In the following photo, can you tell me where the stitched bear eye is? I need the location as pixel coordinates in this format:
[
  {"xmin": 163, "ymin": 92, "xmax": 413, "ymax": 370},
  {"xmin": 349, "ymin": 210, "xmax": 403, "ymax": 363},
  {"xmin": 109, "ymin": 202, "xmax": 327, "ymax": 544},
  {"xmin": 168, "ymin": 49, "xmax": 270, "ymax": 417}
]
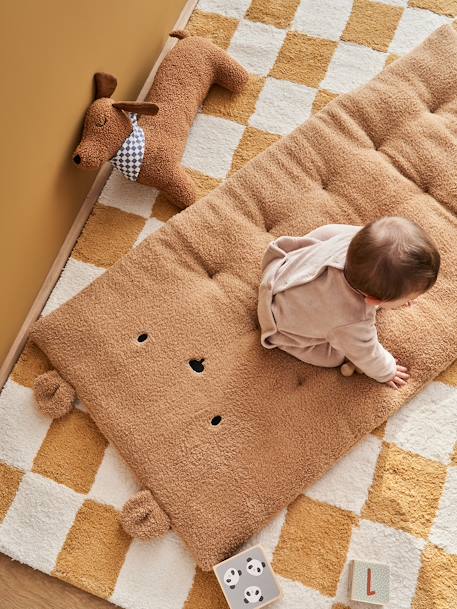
[
  {"xmin": 96, "ymin": 115, "xmax": 107, "ymax": 127},
  {"xmin": 189, "ymin": 359, "xmax": 205, "ymax": 373}
]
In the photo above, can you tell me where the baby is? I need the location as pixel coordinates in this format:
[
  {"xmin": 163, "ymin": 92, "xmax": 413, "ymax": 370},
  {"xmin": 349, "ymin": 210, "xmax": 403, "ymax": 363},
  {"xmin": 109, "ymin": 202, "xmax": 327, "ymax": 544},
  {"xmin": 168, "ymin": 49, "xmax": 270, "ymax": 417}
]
[{"xmin": 257, "ymin": 217, "xmax": 440, "ymax": 389}]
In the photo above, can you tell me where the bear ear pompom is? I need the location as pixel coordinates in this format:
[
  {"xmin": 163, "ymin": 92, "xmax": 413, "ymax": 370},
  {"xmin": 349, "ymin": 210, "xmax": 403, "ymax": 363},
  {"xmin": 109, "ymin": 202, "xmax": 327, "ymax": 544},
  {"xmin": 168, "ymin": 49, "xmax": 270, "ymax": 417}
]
[
  {"xmin": 121, "ymin": 489, "xmax": 171, "ymax": 539},
  {"xmin": 33, "ymin": 370, "xmax": 76, "ymax": 419}
]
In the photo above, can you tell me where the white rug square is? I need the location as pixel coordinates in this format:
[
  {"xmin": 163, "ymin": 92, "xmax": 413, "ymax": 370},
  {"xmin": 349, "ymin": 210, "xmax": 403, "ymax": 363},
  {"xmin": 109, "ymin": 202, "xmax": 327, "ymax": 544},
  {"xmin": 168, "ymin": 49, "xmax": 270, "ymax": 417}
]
[
  {"xmin": 42, "ymin": 257, "xmax": 105, "ymax": 316},
  {"xmin": 384, "ymin": 381, "xmax": 457, "ymax": 465},
  {"xmin": 0, "ymin": 472, "xmax": 84, "ymax": 573},
  {"xmin": 182, "ymin": 113, "xmax": 245, "ymax": 179},
  {"xmin": 228, "ymin": 19, "xmax": 287, "ymax": 76},
  {"xmin": 88, "ymin": 443, "xmax": 141, "ymax": 511},
  {"xmin": 389, "ymin": 7, "xmax": 452, "ymax": 55},
  {"xmin": 196, "ymin": 0, "xmax": 251, "ymax": 20},
  {"xmin": 249, "ymin": 77, "xmax": 316, "ymax": 135},
  {"xmin": 335, "ymin": 520, "xmax": 425, "ymax": 609},
  {"xmin": 276, "ymin": 576, "xmax": 333, "ymax": 609},
  {"xmin": 321, "ymin": 41, "xmax": 387, "ymax": 94},
  {"xmin": 305, "ymin": 435, "xmax": 382, "ymax": 515},
  {"xmin": 293, "ymin": 0, "xmax": 354, "ymax": 41},
  {"xmin": 429, "ymin": 467, "xmax": 457, "ymax": 555},
  {"xmin": 0, "ymin": 381, "xmax": 51, "ymax": 471},
  {"xmin": 111, "ymin": 534, "xmax": 195, "ymax": 609},
  {"xmin": 99, "ymin": 168, "xmax": 159, "ymax": 218}
]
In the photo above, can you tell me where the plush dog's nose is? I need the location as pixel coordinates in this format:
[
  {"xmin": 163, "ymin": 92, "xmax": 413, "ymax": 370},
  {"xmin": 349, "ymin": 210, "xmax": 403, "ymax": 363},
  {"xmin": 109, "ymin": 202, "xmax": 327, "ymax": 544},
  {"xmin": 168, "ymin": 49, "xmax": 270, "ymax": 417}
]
[{"xmin": 73, "ymin": 154, "xmax": 81, "ymax": 165}]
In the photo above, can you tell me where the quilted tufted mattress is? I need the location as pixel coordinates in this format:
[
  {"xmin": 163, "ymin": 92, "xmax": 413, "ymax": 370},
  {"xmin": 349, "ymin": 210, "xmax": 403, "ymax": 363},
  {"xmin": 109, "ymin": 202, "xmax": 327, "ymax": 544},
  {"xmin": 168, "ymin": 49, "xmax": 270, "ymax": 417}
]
[{"xmin": 30, "ymin": 25, "xmax": 457, "ymax": 570}]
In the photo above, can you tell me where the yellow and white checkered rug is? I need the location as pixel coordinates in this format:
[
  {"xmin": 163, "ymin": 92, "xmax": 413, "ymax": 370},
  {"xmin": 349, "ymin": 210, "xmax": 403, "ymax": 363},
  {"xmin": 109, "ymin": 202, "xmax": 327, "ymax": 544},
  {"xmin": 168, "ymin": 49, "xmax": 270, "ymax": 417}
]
[{"xmin": 1, "ymin": 1, "xmax": 457, "ymax": 607}]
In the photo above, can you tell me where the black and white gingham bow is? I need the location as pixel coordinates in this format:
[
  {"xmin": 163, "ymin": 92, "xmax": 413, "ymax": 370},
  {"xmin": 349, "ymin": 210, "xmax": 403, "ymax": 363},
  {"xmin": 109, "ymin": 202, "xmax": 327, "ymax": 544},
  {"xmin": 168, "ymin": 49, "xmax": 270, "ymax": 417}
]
[{"xmin": 111, "ymin": 113, "xmax": 145, "ymax": 181}]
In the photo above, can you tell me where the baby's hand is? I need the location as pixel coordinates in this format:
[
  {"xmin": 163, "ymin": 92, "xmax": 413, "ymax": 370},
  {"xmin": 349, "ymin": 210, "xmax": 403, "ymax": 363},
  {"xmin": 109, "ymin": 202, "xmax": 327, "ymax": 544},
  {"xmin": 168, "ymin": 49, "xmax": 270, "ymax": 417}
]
[{"xmin": 386, "ymin": 364, "xmax": 409, "ymax": 390}]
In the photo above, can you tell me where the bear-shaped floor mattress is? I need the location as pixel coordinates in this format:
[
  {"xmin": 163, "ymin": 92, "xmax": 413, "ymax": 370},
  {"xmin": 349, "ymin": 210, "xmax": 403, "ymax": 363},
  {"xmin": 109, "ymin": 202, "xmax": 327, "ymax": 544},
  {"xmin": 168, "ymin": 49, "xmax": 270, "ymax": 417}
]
[{"xmin": 31, "ymin": 25, "xmax": 457, "ymax": 570}]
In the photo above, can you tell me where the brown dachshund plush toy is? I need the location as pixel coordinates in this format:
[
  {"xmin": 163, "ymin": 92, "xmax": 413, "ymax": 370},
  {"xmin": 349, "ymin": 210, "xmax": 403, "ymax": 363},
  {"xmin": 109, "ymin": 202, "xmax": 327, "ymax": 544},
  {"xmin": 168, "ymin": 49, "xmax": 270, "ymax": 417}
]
[{"xmin": 72, "ymin": 31, "xmax": 249, "ymax": 208}]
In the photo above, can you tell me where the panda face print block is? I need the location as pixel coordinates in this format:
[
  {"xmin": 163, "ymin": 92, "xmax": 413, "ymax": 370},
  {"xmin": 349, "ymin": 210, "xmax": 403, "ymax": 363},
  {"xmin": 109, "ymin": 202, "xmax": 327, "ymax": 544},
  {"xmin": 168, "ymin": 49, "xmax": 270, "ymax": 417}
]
[
  {"xmin": 224, "ymin": 567, "xmax": 242, "ymax": 589},
  {"xmin": 213, "ymin": 545, "xmax": 281, "ymax": 609}
]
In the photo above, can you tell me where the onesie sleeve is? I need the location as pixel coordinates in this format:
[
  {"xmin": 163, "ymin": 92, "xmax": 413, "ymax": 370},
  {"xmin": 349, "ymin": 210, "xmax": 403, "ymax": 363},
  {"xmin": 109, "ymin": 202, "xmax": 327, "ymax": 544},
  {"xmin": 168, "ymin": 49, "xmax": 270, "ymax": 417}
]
[{"xmin": 327, "ymin": 319, "xmax": 397, "ymax": 383}]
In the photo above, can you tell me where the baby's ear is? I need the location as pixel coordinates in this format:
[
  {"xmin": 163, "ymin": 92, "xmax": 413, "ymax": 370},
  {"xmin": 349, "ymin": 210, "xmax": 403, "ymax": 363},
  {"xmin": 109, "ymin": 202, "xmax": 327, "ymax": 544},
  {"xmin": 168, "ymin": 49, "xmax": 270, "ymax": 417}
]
[{"xmin": 364, "ymin": 295, "xmax": 382, "ymax": 306}]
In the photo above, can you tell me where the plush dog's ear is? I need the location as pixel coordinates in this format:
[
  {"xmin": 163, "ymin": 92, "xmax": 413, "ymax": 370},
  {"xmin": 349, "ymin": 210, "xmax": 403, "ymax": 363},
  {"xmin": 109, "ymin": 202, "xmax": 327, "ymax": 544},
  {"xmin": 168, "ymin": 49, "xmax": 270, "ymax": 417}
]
[
  {"xmin": 94, "ymin": 72, "xmax": 117, "ymax": 99},
  {"xmin": 112, "ymin": 101, "xmax": 159, "ymax": 116}
]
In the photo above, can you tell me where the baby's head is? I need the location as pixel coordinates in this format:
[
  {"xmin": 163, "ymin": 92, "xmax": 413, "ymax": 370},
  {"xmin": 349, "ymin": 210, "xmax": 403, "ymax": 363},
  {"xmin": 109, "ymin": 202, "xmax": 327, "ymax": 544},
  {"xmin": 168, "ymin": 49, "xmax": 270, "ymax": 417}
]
[{"xmin": 345, "ymin": 216, "xmax": 440, "ymax": 309}]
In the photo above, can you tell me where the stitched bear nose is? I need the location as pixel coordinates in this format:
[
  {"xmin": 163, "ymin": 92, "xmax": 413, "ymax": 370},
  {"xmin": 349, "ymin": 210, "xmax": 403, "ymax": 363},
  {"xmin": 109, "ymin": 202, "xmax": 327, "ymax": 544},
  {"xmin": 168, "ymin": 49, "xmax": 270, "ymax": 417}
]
[{"xmin": 73, "ymin": 154, "xmax": 81, "ymax": 165}]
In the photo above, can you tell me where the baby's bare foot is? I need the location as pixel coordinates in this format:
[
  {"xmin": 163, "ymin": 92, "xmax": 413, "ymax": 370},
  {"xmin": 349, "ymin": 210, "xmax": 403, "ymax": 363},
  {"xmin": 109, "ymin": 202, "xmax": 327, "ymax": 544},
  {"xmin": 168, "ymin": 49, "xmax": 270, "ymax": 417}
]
[
  {"xmin": 340, "ymin": 361, "xmax": 363, "ymax": 377},
  {"xmin": 340, "ymin": 362, "xmax": 355, "ymax": 376}
]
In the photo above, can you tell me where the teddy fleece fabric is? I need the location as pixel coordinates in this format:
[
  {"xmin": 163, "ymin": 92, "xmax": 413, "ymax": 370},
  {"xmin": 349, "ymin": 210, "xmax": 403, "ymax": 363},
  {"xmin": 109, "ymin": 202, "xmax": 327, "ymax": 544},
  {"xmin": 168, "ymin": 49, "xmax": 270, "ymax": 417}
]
[
  {"xmin": 257, "ymin": 224, "xmax": 397, "ymax": 382},
  {"xmin": 30, "ymin": 25, "xmax": 457, "ymax": 570},
  {"xmin": 72, "ymin": 32, "xmax": 248, "ymax": 208}
]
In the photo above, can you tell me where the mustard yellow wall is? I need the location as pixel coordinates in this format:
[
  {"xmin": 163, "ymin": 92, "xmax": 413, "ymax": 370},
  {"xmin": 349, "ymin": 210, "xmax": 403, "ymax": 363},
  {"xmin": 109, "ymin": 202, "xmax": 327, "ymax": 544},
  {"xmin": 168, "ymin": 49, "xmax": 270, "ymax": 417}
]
[{"xmin": 0, "ymin": 0, "xmax": 188, "ymax": 365}]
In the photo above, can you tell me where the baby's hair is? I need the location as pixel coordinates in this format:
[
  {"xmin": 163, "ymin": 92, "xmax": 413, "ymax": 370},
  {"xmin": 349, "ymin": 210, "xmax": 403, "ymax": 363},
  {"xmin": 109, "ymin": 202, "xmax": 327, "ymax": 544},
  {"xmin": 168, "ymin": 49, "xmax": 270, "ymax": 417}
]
[{"xmin": 345, "ymin": 216, "xmax": 440, "ymax": 301}]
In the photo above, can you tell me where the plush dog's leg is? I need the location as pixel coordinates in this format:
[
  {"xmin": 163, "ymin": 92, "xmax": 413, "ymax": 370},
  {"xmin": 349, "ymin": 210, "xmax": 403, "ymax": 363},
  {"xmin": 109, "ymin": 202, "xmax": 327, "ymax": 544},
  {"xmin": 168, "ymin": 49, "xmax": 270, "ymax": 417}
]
[
  {"xmin": 33, "ymin": 369, "xmax": 76, "ymax": 418},
  {"xmin": 214, "ymin": 48, "xmax": 249, "ymax": 94},
  {"xmin": 121, "ymin": 489, "xmax": 171, "ymax": 539},
  {"xmin": 162, "ymin": 165, "xmax": 197, "ymax": 209}
]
